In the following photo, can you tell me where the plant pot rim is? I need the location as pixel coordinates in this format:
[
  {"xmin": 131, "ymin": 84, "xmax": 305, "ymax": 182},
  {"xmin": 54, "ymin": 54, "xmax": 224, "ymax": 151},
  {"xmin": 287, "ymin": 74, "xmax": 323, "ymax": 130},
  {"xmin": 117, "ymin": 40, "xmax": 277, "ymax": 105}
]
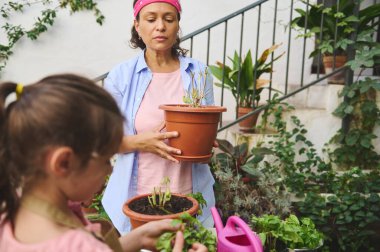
[
  {"xmin": 123, "ymin": 193, "xmax": 199, "ymax": 222},
  {"xmin": 159, "ymin": 104, "xmax": 227, "ymax": 113},
  {"xmin": 287, "ymin": 240, "xmax": 323, "ymax": 251},
  {"xmin": 322, "ymin": 54, "xmax": 347, "ymax": 59}
]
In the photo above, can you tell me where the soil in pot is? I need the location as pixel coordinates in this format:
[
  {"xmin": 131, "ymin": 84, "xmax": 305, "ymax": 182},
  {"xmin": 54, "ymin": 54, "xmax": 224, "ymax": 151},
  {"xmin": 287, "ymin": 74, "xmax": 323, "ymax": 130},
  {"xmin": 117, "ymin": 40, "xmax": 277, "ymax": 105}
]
[
  {"xmin": 129, "ymin": 195, "xmax": 193, "ymax": 215},
  {"xmin": 123, "ymin": 193, "xmax": 199, "ymax": 229}
]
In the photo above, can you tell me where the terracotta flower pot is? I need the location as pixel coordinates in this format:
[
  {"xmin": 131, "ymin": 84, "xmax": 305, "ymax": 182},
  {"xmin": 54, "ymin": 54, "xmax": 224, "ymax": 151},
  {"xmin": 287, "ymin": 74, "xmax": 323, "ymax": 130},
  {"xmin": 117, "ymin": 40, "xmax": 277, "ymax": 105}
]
[
  {"xmin": 123, "ymin": 193, "xmax": 199, "ymax": 229},
  {"xmin": 159, "ymin": 104, "xmax": 227, "ymax": 163},
  {"xmin": 237, "ymin": 106, "xmax": 260, "ymax": 130},
  {"xmin": 322, "ymin": 55, "xmax": 347, "ymax": 85}
]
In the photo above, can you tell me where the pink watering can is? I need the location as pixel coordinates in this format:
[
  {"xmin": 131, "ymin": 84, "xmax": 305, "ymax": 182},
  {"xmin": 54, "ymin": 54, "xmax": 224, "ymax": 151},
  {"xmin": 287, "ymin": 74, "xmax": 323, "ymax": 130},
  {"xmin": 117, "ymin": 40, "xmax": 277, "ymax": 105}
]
[{"xmin": 211, "ymin": 207, "xmax": 263, "ymax": 252}]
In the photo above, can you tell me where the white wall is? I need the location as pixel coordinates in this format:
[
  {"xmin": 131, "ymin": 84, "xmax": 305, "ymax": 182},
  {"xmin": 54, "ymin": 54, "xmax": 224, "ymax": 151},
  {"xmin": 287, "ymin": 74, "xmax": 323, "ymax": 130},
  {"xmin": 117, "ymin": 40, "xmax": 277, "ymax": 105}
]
[
  {"xmin": 0, "ymin": 0, "xmax": 374, "ymax": 122},
  {"xmin": 2, "ymin": 0, "xmax": 378, "ymax": 154},
  {"xmin": 1, "ymin": 0, "xmax": 257, "ymax": 83}
]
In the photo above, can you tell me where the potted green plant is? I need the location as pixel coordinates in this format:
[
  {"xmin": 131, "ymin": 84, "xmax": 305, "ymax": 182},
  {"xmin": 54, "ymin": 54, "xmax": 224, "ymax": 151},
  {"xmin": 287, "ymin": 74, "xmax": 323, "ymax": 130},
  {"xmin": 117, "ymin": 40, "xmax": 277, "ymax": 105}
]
[
  {"xmin": 159, "ymin": 68, "xmax": 226, "ymax": 163},
  {"xmin": 291, "ymin": 0, "xmax": 380, "ymax": 84},
  {"xmin": 123, "ymin": 177, "xmax": 199, "ymax": 229},
  {"xmin": 211, "ymin": 138, "xmax": 291, "ymax": 223},
  {"xmin": 81, "ymin": 176, "xmax": 110, "ymax": 217},
  {"xmin": 209, "ymin": 44, "xmax": 284, "ymax": 130},
  {"xmin": 251, "ymin": 214, "xmax": 324, "ymax": 252}
]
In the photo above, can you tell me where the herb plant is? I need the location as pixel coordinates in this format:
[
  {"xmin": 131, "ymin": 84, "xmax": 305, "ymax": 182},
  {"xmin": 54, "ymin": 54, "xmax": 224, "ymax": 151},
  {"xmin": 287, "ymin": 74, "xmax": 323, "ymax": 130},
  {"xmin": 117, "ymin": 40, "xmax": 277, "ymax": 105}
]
[
  {"xmin": 87, "ymin": 189, "xmax": 110, "ymax": 221},
  {"xmin": 186, "ymin": 192, "xmax": 207, "ymax": 215},
  {"xmin": 156, "ymin": 212, "xmax": 217, "ymax": 252},
  {"xmin": 251, "ymin": 214, "xmax": 323, "ymax": 251}
]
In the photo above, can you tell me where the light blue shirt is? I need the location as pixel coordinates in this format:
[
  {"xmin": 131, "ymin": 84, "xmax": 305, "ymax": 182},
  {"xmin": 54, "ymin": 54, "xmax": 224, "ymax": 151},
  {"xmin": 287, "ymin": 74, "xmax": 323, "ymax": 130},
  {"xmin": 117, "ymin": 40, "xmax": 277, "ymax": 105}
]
[{"xmin": 102, "ymin": 51, "xmax": 216, "ymax": 234}]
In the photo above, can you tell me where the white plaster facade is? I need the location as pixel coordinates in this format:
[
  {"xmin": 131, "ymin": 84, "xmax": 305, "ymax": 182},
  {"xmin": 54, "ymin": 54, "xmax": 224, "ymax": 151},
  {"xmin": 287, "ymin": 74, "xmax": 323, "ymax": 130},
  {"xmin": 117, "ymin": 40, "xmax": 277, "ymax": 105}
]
[{"xmin": 1, "ymin": 0, "xmax": 378, "ymax": 154}]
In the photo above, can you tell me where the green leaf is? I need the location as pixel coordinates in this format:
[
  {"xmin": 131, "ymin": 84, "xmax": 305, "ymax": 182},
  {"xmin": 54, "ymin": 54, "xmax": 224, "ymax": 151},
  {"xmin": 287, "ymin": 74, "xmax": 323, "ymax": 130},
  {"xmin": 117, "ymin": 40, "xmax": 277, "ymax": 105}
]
[
  {"xmin": 360, "ymin": 137, "xmax": 372, "ymax": 148},
  {"xmin": 344, "ymin": 105, "xmax": 354, "ymax": 114},
  {"xmin": 216, "ymin": 139, "xmax": 235, "ymax": 155}
]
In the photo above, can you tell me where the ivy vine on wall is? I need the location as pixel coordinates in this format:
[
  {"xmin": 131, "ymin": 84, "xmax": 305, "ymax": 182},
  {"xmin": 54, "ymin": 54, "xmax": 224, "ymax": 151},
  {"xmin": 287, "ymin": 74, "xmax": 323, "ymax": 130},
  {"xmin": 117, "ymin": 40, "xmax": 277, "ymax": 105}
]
[{"xmin": 0, "ymin": 0, "xmax": 105, "ymax": 75}]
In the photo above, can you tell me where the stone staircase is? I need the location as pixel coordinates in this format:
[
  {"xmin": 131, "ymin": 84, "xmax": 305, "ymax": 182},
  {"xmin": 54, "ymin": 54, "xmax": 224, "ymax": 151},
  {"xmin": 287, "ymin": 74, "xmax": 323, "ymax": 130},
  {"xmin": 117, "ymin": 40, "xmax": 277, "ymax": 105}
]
[{"xmin": 217, "ymin": 82, "xmax": 380, "ymax": 157}]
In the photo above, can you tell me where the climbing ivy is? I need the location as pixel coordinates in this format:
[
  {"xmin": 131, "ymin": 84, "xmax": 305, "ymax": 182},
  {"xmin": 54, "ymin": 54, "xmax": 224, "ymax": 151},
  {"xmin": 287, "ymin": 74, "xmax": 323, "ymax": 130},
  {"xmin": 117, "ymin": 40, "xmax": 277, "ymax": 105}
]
[
  {"xmin": 0, "ymin": 0, "xmax": 105, "ymax": 74},
  {"xmin": 329, "ymin": 28, "xmax": 380, "ymax": 170}
]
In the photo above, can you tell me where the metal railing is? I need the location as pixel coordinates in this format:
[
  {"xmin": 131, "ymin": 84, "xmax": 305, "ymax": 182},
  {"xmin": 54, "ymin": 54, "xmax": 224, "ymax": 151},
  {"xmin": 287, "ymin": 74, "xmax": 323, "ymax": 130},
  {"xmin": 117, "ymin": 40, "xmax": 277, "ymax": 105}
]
[{"xmin": 94, "ymin": 0, "xmax": 378, "ymax": 132}]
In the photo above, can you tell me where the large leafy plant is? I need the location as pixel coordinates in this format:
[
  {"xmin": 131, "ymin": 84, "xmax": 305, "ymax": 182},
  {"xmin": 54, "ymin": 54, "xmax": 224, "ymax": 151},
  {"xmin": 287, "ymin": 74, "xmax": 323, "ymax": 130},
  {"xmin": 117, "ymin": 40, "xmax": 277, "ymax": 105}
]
[
  {"xmin": 251, "ymin": 214, "xmax": 323, "ymax": 251},
  {"xmin": 211, "ymin": 138, "xmax": 291, "ymax": 222},
  {"xmin": 291, "ymin": 0, "xmax": 380, "ymax": 57},
  {"xmin": 209, "ymin": 44, "xmax": 284, "ymax": 108},
  {"xmin": 256, "ymin": 96, "xmax": 380, "ymax": 251}
]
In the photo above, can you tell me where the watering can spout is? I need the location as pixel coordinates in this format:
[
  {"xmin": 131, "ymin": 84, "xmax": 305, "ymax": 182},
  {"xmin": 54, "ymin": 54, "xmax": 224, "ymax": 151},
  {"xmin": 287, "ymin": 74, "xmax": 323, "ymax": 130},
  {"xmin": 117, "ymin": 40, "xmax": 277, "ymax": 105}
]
[{"xmin": 210, "ymin": 207, "xmax": 223, "ymax": 234}]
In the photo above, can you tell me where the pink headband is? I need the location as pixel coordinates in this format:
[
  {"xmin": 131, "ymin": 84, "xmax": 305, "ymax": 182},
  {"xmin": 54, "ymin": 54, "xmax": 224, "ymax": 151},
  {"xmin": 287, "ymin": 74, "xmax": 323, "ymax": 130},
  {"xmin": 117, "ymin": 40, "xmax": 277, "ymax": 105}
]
[{"xmin": 133, "ymin": 0, "xmax": 182, "ymax": 18}]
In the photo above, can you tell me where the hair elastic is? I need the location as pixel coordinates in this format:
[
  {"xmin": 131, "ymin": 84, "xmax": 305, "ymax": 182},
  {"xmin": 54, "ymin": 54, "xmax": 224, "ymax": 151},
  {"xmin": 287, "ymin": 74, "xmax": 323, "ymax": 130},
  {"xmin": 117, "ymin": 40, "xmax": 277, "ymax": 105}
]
[
  {"xmin": 16, "ymin": 83, "xmax": 23, "ymax": 100},
  {"xmin": 133, "ymin": 0, "xmax": 181, "ymax": 18}
]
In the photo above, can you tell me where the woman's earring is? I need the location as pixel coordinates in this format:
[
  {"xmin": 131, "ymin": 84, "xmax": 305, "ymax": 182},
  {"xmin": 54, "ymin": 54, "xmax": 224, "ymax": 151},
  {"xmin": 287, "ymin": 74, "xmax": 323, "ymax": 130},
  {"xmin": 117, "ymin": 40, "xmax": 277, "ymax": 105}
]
[{"xmin": 138, "ymin": 35, "xmax": 142, "ymax": 40}]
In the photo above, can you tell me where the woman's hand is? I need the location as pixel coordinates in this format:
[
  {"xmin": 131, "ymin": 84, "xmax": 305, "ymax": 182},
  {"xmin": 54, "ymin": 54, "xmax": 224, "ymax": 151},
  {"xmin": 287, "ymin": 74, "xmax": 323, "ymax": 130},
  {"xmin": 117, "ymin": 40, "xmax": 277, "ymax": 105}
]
[{"xmin": 118, "ymin": 122, "xmax": 181, "ymax": 163}]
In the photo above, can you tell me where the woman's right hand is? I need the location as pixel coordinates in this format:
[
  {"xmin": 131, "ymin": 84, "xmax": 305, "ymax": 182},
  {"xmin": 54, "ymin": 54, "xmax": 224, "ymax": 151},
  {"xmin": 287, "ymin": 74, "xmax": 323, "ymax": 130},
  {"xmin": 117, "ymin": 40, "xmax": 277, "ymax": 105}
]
[{"xmin": 118, "ymin": 122, "xmax": 181, "ymax": 163}]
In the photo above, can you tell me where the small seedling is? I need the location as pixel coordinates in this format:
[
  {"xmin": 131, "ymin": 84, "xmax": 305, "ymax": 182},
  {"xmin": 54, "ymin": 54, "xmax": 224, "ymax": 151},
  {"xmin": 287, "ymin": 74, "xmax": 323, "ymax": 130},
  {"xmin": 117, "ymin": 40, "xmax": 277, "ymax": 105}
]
[
  {"xmin": 183, "ymin": 68, "xmax": 209, "ymax": 107},
  {"xmin": 148, "ymin": 177, "xmax": 172, "ymax": 213}
]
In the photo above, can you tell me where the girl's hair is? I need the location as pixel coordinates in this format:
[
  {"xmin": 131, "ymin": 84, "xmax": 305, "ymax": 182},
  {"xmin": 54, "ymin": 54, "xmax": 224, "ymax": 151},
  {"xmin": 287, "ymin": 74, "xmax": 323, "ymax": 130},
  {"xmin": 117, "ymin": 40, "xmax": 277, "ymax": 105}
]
[
  {"xmin": 0, "ymin": 74, "xmax": 124, "ymax": 222},
  {"xmin": 130, "ymin": 0, "xmax": 188, "ymax": 57}
]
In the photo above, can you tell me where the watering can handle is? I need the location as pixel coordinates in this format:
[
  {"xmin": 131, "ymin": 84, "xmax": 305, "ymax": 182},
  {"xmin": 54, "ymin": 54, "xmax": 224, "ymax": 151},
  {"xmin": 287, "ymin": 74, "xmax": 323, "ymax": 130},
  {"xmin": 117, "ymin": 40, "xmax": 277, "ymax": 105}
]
[
  {"xmin": 210, "ymin": 207, "xmax": 224, "ymax": 234},
  {"xmin": 225, "ymin": 216, "xmax": 263, "ymax": 252}
]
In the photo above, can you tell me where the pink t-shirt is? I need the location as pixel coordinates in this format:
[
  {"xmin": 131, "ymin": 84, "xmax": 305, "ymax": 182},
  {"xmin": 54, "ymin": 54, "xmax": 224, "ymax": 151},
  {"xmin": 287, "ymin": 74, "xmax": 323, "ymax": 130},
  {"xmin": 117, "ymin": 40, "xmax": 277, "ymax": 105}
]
[
  {"xmin": 0, "ymin": 215, "xmax": 111, "ymax": 252},
  {"xmin": 135, "ymin": 69, "xmax": 192, "ymax": 194}
]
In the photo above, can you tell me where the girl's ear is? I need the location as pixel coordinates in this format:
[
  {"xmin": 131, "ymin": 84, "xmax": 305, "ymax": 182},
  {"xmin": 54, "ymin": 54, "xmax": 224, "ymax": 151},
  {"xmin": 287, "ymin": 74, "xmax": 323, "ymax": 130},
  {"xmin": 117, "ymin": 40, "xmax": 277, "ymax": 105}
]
[{"xmin": 47, "ymin": 147, "xmax": 75, "ymax": 177}]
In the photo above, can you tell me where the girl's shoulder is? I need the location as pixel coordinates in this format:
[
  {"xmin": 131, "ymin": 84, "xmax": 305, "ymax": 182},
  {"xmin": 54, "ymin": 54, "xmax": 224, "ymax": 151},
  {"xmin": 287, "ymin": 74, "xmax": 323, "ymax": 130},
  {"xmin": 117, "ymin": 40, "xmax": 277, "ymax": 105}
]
[
  {"xmin": 60, "ymin": 227, "xmax": 113, "ymax": 252},
  {"xmin": 0, "ymin": 220, "xmax": 112, "ymax": 252}
]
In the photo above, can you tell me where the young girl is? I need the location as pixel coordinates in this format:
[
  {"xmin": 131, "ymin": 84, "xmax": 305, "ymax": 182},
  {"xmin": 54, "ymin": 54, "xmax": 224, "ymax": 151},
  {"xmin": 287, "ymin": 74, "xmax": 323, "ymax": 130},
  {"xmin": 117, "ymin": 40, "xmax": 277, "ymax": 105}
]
[{"xmin": 0, "ymin": 74, "xmax": 207, "ymax": 252}]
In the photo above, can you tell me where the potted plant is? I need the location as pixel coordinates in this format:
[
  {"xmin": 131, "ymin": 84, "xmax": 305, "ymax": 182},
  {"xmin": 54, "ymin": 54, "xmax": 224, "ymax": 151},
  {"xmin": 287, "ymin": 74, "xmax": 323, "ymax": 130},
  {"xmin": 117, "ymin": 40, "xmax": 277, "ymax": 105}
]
[
  {"xmin": 159, "ymin": 68, "xmax": 226, "ymax": 163},
  {"xmin": 123, "ymin": 177, "xmax": 199, "ymax": 229},
  {"xmin": 291, "ymin": 0, "xmax": 380, "ymax": 84},
  {"xmin": 209, "ymin": 44, "xmax": 284, "ymax": 130},
  {"xmin": 251, "ymin": 214, "xmax": 324, "ymax": 252},
  {"xmin": 82, "ymin": 176, "xmax": 110, "ymax": 217},
  {"xmin": 211, "ymin": 138, "xmax": 291, "ymax": 223}
]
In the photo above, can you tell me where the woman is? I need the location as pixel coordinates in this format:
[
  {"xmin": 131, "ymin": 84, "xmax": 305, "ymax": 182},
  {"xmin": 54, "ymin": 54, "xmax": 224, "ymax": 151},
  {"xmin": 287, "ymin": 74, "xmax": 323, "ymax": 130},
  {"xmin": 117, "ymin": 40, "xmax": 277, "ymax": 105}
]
[{"xmin": 102, "ymin": 0, "xmax": 216, "ymax": 234}]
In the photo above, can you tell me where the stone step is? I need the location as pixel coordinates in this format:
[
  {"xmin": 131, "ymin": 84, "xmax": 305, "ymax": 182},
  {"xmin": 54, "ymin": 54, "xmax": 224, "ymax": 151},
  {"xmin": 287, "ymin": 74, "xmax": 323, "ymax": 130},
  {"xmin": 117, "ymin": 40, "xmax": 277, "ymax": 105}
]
[
  {"xmin": 217, "ymin": 82, "xmax": 380, "ymax": 156},
  {"xmin": 282, "ymin": 83, "xmax": 344, "ymax": 111},
  {"xmin": 218, "ymin": 107, "xmax": 340, "ymax": 157}
]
